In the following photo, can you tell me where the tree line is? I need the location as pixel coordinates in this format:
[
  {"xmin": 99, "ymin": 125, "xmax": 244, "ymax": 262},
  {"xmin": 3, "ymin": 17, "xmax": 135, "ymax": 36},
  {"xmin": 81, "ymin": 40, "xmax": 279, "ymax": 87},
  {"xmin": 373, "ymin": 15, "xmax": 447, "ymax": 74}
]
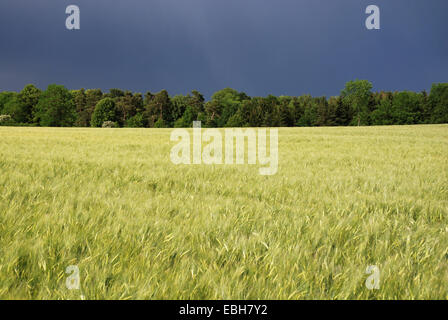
[{"xmin": 0, "ymin": 80, "xmax": 447, "ymax": 128}]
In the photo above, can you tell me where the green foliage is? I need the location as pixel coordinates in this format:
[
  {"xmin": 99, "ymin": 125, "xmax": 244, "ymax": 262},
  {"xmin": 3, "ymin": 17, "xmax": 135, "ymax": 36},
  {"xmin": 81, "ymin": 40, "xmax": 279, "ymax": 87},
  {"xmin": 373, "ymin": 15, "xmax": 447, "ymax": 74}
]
[
  {"xmin": 174, "ymin": 106, "xmax": 195, "ymax": 128},
  {"xmin": 225, "ymin": 112, "xmax": 244, "ymax": 127},
  {"xmin": 72, "ymin": 88, "xmax": 103, "ymax": 127},
  {"xmin": 1, "ymin": 85, "xmax": 41, "ymax": 124},
  {"xmin": 196, "ymin": 112, "xmax": 207, "ymax": 126},
  {"xmin": 174, "ymin": 118, "xmax": 186, "ymax": 128},
  {"xmin": 125, "ymin": 113, "xmax": 145, "ymax": 128},
  {"xmin": 171, "ymin": 95, "xmax": 190, "ymax": 122},
  {"xmin": 101, "ymin": 121, "xmax": 117, "ymax": 128},
  {"xmin": 153, "ymin": 118, "xmax": 167, "ymax": 128},
  {"xmin": 429, "ymin": 83, "xmax": 448, "ymax": 123},
  {"xmin": 370, "ymin": 91, "xmax": 425, "ymax": 125},
  {"xmin": 34, "ymin": 84, "xmax": 75, "ymax": 127},
  {"xmin": 314, "ymin": 96, "xmax": 336, "ymax": 126},
  {"xmin": 0, "ymin": 92, "xmax": 16, "ymax": 115},
  {"xmin": 207, "ymin": 88, "xmax": 247, "ymax": 127},
  {"xmin": 107, "ymin": 88, "xmax": 125, "ymax": 99},
  {"xmin": 297, "ymin": 100, "xmax": 318, "ymax": 127},
  {"xmin": 0, "ymin": 114, "xmax": 15, "ymax": 126},
  {"xmin": 341, "ymin": 80, "xmax": 373, "ymax": 126},
  {"xmin": 1, "ymin": 81, "xmax": 447, "ymax": 128},
  {"xmin": 115, "ymin": 91, "xmax": 140, "ymax": 127},
  {"xmin": 84, "ymin": 89, "xmax": 104, "ymax": 126},
  {"xmin": 331, "ymin": 96, "xmax": 351, "ymax": 126},
  {"xmin": 143, "ymin": 90, "xmax": 172, "ymax": 127},
  {"xmin": 2, "ymin": 95, "xmax": 22, "ymax": 122},
  {"xmin": 170, "ymin": 91, "xmax": 205, "ymax": 127},
  {"xmin": 91, "ymin": 98, "xmax": 117, "ymax": 127},
  {"xmin": 72, "ymin": 88, "xmax": 88, "ymax": 127},
  {"xmin": 371, "ymin": 99, "xmax": 395, "ymax": 125},
  {"xmin": 391, "ymin": 91, "xmax": 423, "ymax": 124},
  {"xmin": 278, "ymin": 98, "xmax": 295, "ymax": 127},
  {"xmin": 2, "ymin": 84, "xmax": 42, "ymax": 124}
]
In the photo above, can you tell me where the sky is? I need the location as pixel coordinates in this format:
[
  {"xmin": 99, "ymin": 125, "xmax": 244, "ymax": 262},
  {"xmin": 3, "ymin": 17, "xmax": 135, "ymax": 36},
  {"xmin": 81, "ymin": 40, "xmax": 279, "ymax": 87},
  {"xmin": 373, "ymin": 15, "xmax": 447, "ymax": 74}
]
[{"xmin": 0, "ymin": 0, "xmax": 447, "ymax": 98}]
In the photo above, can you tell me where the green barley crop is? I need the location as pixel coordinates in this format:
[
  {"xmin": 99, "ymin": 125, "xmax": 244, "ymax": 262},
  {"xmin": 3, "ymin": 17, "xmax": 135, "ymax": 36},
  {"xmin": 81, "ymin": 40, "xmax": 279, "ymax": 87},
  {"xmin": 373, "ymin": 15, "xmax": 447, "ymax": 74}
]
[{"xmin": 0, "ymin": 125, "xmax": 447, "ymax": 299}]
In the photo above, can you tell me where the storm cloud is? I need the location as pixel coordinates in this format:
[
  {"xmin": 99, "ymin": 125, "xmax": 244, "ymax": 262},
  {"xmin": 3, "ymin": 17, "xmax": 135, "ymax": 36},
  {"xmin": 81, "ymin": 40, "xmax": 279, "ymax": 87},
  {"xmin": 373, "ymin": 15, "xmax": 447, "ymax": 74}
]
[{"xmin": 0, "ymin": 0, "xmax": 447, "ymax": 98}]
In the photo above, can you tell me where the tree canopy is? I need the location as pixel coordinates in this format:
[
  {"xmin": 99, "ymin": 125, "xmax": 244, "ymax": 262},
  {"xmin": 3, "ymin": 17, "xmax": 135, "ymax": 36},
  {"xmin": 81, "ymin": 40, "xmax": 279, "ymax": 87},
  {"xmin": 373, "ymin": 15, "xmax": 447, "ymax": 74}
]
[
  {"xmin": 34, "ymin": 84, "xmax": 75, "ymax": 127},
  {"xmin": 1, "ymin": 81, "xmax": 447, "ymax": 127}
]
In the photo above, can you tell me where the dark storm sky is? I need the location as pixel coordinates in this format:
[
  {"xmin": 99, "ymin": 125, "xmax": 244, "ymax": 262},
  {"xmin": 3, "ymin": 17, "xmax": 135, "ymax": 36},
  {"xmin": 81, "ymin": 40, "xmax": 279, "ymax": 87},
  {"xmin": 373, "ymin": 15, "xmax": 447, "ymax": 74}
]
[{"xmin": 0, "ymin": 0, "xmax": 447, "ymax": 98}]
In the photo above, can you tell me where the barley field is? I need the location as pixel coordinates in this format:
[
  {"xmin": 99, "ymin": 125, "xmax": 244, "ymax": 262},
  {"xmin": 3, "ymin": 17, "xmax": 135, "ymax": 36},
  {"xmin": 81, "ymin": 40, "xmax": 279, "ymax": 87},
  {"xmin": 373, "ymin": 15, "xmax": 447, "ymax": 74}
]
[{"xmin": 0, "ymin": 125, "xmax": 447, "ymax": 300}]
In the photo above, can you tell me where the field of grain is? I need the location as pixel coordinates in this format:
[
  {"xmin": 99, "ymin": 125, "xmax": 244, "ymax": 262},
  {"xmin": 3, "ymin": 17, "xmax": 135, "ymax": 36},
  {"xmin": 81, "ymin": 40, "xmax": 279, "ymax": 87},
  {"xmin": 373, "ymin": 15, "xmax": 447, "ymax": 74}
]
[{"xmin": 0, "ymin": 125, "xmax": 447, "ymax": 299}]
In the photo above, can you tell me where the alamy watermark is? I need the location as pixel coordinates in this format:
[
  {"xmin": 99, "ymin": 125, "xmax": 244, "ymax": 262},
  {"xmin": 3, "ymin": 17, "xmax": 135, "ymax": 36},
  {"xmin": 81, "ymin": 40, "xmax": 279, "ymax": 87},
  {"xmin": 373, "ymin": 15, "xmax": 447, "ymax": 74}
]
[
  {"xmin": 65, "ymin": 5, "xmax": 80, "ymax": 30},
  {"xmin": 365, "ymin": 265, "xmax": 380, "ymax": 290},
  {"xmin": 170, "ymin": 121, "xmax": 278, "ymax": 175},
  {"xmin": 365, "ymin": 5, "xmax": 380, "ymax": 30},
  {"xmin": 65, "ymin": 265, "xmax": 86, "ymax": 299},
  {"xmin": 64, "ymin": 5, "xmax": 380, "ymax": 31},
  {"xmin": 65, "ymin": 265, "xmax": 80, "ymax": 290}
]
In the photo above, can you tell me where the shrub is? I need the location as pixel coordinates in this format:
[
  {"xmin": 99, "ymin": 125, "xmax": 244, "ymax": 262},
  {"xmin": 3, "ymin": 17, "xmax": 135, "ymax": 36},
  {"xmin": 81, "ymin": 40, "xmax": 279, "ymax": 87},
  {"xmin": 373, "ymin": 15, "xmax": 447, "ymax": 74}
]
[
  {"xmin": 154, "ymin": 118, "xmax": 167, "ymax": 128},
  {"xmin": 0, "ymin": 115, "xmax": 15, "ymax": 126},
  {"xmin": 102, "ymin": 121, "xmax": 116, "ymax": 128},
  {"xmin": 174, "ymin": 117, "xmax": 187, "ymax": 128},
  {"xmin": 91, "ymin": 98, "xmax": 116, "ymax": 127},
  {"xmin": 125, "ymin": 114, "xmax": 145, "ymax": 128}
]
